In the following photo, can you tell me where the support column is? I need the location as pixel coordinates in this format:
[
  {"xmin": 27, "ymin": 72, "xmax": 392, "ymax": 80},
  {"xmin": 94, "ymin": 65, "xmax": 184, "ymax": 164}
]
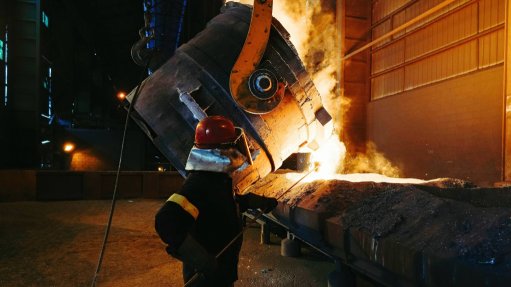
[{"xmin": 504, "ymin": 0, "xmax": 511, "ymax": 181}]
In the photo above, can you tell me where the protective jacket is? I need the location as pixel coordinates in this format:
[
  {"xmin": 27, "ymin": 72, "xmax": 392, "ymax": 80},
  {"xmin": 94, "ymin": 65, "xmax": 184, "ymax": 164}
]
[
  {"xmin": 155, "ymin": 170, "xmax": 242, "ymax": 286},
  {"xmin": 155, "ymin": 128, "xmax": 277, "ymax": 287}
]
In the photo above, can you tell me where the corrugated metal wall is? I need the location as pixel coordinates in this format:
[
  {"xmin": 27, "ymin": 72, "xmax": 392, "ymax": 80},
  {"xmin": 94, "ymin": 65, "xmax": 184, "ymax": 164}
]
[
  {"xmin": 371, "ymin": 0, "xmax": 505, "ymax": 100},
  {"xmin": 341, "ymin": 0, "xmax": 372, "ymax": 155},
  {"xmin": 367, "ymin": 0, "xmax": 506, "ymax": 186}
]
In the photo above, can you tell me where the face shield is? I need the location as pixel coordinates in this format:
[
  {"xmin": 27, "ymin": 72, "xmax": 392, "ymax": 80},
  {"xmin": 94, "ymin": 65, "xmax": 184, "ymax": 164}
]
[{"xmin": 185, "ymin": 125, "xmax": 253, "ymax": 174}]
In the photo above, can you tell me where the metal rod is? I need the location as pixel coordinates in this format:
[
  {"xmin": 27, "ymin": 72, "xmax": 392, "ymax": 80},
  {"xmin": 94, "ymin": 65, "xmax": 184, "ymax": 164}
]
[
  {"xmin": 342, "ymin": 0, "xmax": 458, "ymax": 61},
  {"xmin": 369, "ymin": 23, "xmax": 504, "ymax": 79},
  {"xmin": 370, "ymin": 0, "xmax": 419, "ymax": 30},
  {"xmin": 371, "ymin": 0, "xmax": 478, "ymax": 54}
]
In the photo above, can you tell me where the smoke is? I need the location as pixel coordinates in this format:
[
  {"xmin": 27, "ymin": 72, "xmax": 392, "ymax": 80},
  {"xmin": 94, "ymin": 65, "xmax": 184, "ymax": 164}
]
[
  {"xmin": 342, "ymin": 142, "xmax": 402, "ymax": 178},
  {"xmin": 231, "ymin": 0, "xmax": 343, "ymax": 129},
  {"xmin": 276, "ymin": 1, "xmax": 344, "ymax": 132},
  {"xmin": 230, "ymin": 0, "xmax": 401, "ymax": 178}
]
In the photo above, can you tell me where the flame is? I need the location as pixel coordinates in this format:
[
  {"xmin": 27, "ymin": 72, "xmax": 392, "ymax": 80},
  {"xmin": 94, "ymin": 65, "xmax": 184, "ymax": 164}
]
[
  {"xmin": 232, "ymin": 0, "xmax": 345, "ymax": 172},
  {"xmin": 231, "ymin": 1, "xmax": 341, "ymax": 125},
  {"xmin": 232, "ymin": 0, "xmax": 411, "ymax": 183},
  {"xmin": 310, "ymin": 136, "xmax": 346, "ymax": 175},
  {"xmin": 285, "ymin": 171, "xmax": 426, "ymax": 184},
  {"xmin": 294, "ymin": 138, "xmax": 420, "ymax": 184}
]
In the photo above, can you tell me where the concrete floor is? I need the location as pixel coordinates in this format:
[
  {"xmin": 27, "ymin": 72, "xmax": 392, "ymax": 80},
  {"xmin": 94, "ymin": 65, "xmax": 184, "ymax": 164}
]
[{"xmin": 0, "ymin": 199, "xmax": 334, "ymax": 287}]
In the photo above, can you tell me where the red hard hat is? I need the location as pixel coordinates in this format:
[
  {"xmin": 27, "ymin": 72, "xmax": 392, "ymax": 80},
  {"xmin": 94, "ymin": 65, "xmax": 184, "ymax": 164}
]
[{"xmin": 194, "ymin": 116, "xmax": 237, "ymax": 148}]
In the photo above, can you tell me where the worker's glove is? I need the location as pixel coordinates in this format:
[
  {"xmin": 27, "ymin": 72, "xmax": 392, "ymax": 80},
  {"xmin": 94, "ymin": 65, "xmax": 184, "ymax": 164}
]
[
  {"xmin": 175, "ymin": 234, "xmax": 218, "ymax": 278},
  {"xmin": 237, "ymin": 193, "xmax": 278, "ymax": 213}
]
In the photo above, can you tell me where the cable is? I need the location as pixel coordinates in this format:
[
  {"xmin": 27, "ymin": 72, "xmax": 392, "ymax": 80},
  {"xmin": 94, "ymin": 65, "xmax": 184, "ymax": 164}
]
[{"xmin": 90, "ymin": 55, "xmax": 152, "ymax": 287}]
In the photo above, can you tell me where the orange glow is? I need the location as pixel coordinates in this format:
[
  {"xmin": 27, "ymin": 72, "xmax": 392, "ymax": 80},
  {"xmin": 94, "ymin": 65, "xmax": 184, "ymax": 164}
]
[
  {"xmin": 70, "ymin": 150, "xmax": 108, "ymax": 171},
  {"xmin": 310, "ymin": 136, "xmax": 346, "ymax": 175},
  {"xmin": 285, "ymin": 171, "xmax": 426, "ymax": 185},
  {"xmin": 233, "ymin": 3, "xmax": 336, "ymax": 85},
  {"xmin": 232, "ymin": 0, "xmax": 347, "ymax": 177},
  {"xmin": 233, "ymin": 0, "xmax": 403, "ymax": 180},
  {"xmin": 233, "ymin": 0, "xmax": 342, "ymax": 124},
  {"xmin": 63, "ymin": 143, "xmax": 75, "ymax": 153},
  {"xmin": 117, "ymin": 91, "xmax": 126, "ymax": 100}
]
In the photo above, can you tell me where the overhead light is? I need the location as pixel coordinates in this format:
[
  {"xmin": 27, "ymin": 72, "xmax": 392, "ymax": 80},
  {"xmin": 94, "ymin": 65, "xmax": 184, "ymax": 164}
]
[
  {"xmin": 63, "ymin": 142, "xmax": 75, "ymax": 153},
  {"xmin": 41, "ymin": 140, "xmax": 50, "ymax": 144},
  {"xmin": 117, "ymin": 91, "xmax": 126, "ymax": 100}
]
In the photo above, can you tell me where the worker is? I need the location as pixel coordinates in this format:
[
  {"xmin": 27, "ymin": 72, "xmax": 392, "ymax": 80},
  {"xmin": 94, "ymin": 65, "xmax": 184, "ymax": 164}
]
[{"xmin": 155, "ymin": 115, "xmax": 278, "ymax": 287}]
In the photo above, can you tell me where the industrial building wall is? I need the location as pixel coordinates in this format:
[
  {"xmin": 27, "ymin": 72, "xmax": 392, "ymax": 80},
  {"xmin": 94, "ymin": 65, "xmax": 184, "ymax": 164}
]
[
  {"xmin": 0, "ymin": 0, "xmax": 7, "ymax": 167},
  {"xmin": 341, "ymin": 0, "xmax": 372, "ymax": 155},
  {"xmin": 367, "ymin": 0, "xmax": 506, "ymax": 186},
  {"xmin": 0, "ymin": 0, "xmax": 42, "ymax": 168}
]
